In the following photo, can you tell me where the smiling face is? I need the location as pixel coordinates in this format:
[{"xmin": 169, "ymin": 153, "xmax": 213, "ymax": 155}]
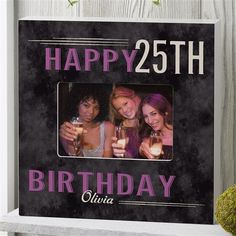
[
  {"xmin": 112, "ymin": 97, "xmax": 137, "ymax": 120},
  {"xmin": 78, "ymin": 98, "xmax": 100, "ymax": 123},
  {"xmin": 142, "ymin": 103, "xmax": 165, "ymax": 132}
]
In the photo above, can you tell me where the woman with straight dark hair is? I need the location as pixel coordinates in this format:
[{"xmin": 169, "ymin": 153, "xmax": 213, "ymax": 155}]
[{"xmin": 139, "ymin": 93, "xmax": 173, "ymax": 160}]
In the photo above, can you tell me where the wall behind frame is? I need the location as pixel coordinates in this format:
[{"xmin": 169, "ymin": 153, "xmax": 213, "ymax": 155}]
[{"xmin": 15, "ymin": 0, "xmax": 235, "ymax": 234}]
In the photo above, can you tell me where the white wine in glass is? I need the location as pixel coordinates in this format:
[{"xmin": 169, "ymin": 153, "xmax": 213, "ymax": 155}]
[
  {"xmin": 116, "ymin": 126, "xmax": 128, "ymax": 157},
  {"xmin": 149, "ymin": 131, "xmax": 162, "ymax": 159},
  {"xmin": 71, "ymin": 117, "xmax": 84, "ymax": 156}
]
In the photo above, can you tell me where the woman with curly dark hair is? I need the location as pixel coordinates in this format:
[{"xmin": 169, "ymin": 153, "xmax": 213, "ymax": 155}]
[{"xmin": 59, "ymin": 84, "xmax": 114, "ymax": 157}]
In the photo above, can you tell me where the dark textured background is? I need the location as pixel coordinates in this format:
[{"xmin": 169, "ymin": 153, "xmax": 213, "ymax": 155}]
[{"xmin": 19, "ymin": 20, "xmax": 214, "ymax": 224}]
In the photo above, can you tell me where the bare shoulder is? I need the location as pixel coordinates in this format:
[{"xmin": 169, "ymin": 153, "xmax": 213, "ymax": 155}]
[
  {"xmin": 104, "ymin": 120, "xmax": 115, "ymax": 128},
  {"xmin": 104, "ymin": 121, "xmax": 115, "ymax": 135}
]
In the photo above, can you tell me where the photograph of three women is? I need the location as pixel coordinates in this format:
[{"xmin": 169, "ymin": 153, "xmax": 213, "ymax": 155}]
[{"xmin": 58, "ymin": 83, "xmax": 173, "ymax": 160}]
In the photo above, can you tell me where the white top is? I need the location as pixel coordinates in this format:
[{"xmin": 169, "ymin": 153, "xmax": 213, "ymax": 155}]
[{"xmin": 82, "ymin": 122, "xmax": 105, "ymax": 157}]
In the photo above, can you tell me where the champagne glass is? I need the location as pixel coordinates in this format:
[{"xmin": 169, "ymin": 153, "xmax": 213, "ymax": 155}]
[
  {"xmin": 149, "ymin": 131, "xmax": 162, "ymax": 159},
  {"xmin": 71, "ymin": 117, "xmax": 84, "ymax": 156},
  {"xmin": 116, "ymin": 126, "xmax": 128, "ymax": 157}
]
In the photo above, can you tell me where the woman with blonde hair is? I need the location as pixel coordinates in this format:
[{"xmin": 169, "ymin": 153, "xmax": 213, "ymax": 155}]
[{"xmin": 110, "ymin": 86, "xmax": 141, "ymax": 158}]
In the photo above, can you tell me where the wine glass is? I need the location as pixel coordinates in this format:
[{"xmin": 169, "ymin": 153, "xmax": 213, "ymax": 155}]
[
  {"xmin": 116, "ymin": 126, "xmax": 128, "ymax": 157},
  {"xmin": 149, "ymin": 131, "xmax": 162, "ymax": 159},
  {"xmin": 71, "ymin": 117, "xmax": 84, "ymax": 156}
]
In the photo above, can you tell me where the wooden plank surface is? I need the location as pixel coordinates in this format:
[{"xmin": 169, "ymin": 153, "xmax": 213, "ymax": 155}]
[
  {"xmin": 201, "ymin": 0, "xmax": 236, "ymax": 190},
  {"xmin": 81, "ymin": 0, "xmax": 201, "ymax": 18},
  {"xmin": 15, "ymin": 0, "xmax": 80, "ymax": 18}
]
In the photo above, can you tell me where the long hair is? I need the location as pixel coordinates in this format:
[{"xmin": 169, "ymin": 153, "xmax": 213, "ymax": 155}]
[
  {"xmin": 140, "ymin": 93, "xmax": 172, "ymax": 138},
  {"xmin": 109, "ymin": 86, "xmax": 141, "ymax": 124}
]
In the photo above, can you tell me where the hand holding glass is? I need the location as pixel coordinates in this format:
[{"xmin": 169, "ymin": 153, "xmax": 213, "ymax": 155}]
[
  {"xmin": 116, "ymin": 127, "xmax": 128, "ymax": 157},
  {"xmin": 149, "ymin": 131, "xmax": 162, "ymax": 159},
  {"xmin": 71, "ymin": 117, "xmax": 84, "ymax": 156}
]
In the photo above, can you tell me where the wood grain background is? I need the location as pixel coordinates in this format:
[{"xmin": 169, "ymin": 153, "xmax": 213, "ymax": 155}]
[{"xmin": 15, "ymin": 0, "xmax": 235, "ymax": 195}]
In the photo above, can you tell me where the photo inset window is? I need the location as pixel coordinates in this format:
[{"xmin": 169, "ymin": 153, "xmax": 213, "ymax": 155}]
[{"xmin": 58, "ymin": 83, "xmax": 173, "ymax": 161}]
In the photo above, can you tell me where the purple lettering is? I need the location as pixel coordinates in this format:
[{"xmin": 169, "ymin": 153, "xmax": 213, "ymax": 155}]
[
  {"xmin": 64, "ymin": 48, "xmax": 81, "ymax": 71},
  {"xmin": 45, "ymin": 48, "xmax": 61, "ymax": 70},
  {"xmin": 29, "ymin": 170, "xmax": 45, "ymax": 192},
  {"xmin": 159, "ymin": 175, "xmax": 175, "ymax": 197},
  {"xmin": 117, "ymin": 173, "xmax": 133, "ymax": 195},
  {"xmin": 85, "ymin": 49, "xmax": 100, "ymax": 71},
  {"xmin": 122, "ymin": 49, "xmax": 137, "ymax": 72},
  {"xmin": 58, "ymin": 171, "xmax": 74, "ymax": 193},
  {"xmin": 137, "ymin": 175, "xmax": 155, "ymax": 196},
  {"xmin": 97, "ymin": 172, "xmax": 113, "ymax": 194},
  {"xmin": 48, "ymin": 170, "xmax": 55, "ymax": 192},
  {"xmin": 103, "ymin": 49, "xmax": 118, "ymax": 72},
  {"xmin": 77, "ymin": 172, "xmax": 93, "ymax": 192}
]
